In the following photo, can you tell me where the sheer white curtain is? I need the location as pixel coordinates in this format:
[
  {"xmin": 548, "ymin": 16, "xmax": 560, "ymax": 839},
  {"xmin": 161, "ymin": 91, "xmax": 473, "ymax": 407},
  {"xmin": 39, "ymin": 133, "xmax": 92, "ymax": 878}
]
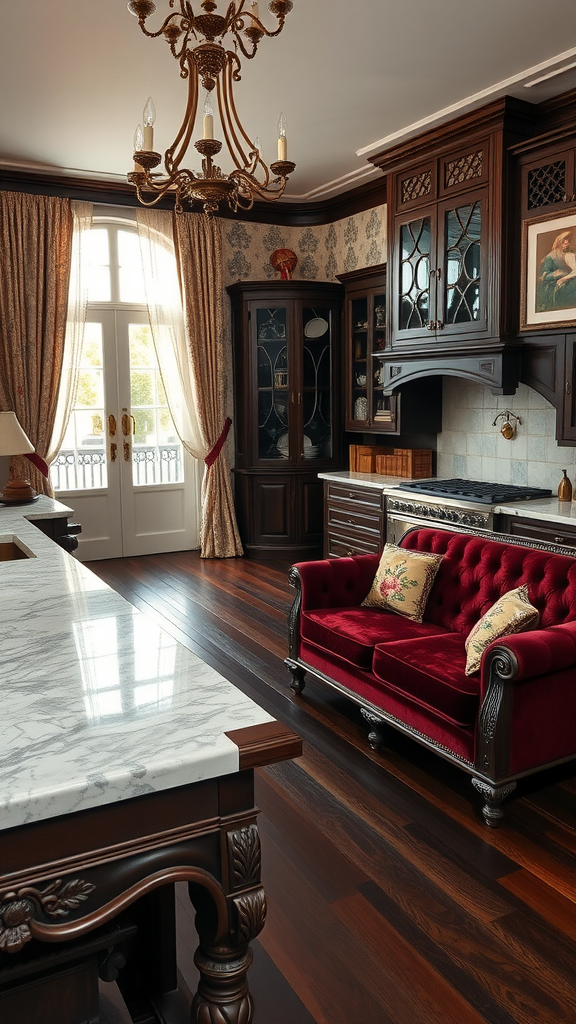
[
  {"xmin": 48, "ymin": 200, "xmax": 93, "ymax": 468},
  {"xmin": 136, "ymin": 209, "xmax": 205, "ymax": 543}
]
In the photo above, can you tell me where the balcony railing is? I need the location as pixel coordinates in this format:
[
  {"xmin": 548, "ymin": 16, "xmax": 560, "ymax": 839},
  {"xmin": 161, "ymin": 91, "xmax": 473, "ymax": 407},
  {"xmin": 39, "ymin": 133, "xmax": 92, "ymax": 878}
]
[{"xmin": 52, "ymin": 445, "xmax": 182, "ymax": 491}]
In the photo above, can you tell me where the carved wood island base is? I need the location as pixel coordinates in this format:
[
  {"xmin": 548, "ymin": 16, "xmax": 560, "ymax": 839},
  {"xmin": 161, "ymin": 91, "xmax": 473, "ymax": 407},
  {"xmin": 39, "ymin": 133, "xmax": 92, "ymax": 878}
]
[{"xmin": 0, "ymin": 498, "xmax": 302, "ymax": 1024}]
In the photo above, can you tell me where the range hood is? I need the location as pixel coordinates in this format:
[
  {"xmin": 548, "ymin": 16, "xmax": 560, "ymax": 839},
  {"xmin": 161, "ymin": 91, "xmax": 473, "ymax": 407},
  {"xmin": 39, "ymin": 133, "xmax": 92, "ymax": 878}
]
[{"xmin": 380, "ymin": 346, "xmax": 522, "ymax": 397}]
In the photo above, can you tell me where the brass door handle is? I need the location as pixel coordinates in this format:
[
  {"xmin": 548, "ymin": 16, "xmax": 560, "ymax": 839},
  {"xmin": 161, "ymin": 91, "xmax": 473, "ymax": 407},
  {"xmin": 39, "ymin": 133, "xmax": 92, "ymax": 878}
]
[
  {"xmin": 122, "ymin": 413, "xmax": 135, "ymax": 437},
  {"xmin": 108, "ymin": 414, "xmax": 117, "ymax": 436}
]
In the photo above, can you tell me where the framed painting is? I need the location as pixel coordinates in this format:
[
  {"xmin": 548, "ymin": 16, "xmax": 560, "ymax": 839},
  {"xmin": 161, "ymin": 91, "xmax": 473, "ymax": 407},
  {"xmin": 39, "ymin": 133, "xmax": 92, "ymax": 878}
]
[{"xmin": 520, "ymin": 209, "xmax": 576, "ymax": 330}]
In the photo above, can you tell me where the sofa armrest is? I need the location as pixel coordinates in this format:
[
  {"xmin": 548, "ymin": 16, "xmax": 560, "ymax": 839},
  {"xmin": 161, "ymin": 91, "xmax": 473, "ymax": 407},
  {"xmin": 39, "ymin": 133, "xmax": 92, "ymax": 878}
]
[
  {"xmin": 482, "ymin": 621, "xmax": 576, "ymax": 690},
  {"xmin": 290, "ymin": 553, "xmax": 380, "ymax": 611}
]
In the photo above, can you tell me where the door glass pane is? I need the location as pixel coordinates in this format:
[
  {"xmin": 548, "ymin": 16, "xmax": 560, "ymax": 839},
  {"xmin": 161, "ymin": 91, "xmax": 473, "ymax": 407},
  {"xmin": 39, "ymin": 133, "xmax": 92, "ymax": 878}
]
[
  {"xmin": 302, "ymin": 307, "xmax": 332, "ymax": 460},
  {"xmin": 86, "ymin": 229, "xmax": 111, "ymax": 302},
  {"xmin": 444, "ymin": 201, "xmax": 482, "ymax": 323},
  {"xmin": 118, "ymin": 230, "xmax": 146, "ymax": 303},
  {"xmin": 399, "ymin": 218, "xmax": 431, "ymax": 329},
  {"xmin": 129, "ymin": 324, "xmax": 184, "ymax": 484},
  {"xmin": 256, "ymin": 307, "xmax": 288, "ymax": 460},
  {"xmin": 53, "ymin": 323, "xmax": 107, "ymax": 491}
]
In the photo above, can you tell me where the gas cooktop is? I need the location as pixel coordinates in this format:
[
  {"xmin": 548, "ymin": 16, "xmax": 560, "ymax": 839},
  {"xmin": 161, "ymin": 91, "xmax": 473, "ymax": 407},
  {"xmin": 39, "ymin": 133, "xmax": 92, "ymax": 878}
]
[{"xmin": 397, "ymin": 478, "xmax": 553, "ymax": 505}]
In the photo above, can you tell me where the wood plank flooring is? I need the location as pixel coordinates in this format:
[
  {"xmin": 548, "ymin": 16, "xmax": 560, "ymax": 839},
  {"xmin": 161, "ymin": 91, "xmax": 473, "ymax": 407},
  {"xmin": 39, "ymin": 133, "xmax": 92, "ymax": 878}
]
[{"xmin": 88, "ymin": 550, "xmax": 576, "ymax": 1024}]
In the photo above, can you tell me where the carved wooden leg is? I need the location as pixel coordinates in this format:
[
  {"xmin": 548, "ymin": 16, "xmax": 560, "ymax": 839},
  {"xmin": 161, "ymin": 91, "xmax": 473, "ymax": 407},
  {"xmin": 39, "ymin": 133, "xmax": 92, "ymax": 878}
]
[
  {"xmin": 192, "ymin": 944, "xmax": 253, "ymax": 1024},
  {"xmin": 284, "ymin": 659, "xmax": 306, "ymax": 694},
  {"xmin": 360, "ymin": 707, "xmax": 386, "ymax": 751},
  {"xmin": 471, "ymin": 778, "xmax": 517, "ymax": 828},
  {"xmin": 192, "ymin": 883, "xmax": 266, "ymax": 1024}
]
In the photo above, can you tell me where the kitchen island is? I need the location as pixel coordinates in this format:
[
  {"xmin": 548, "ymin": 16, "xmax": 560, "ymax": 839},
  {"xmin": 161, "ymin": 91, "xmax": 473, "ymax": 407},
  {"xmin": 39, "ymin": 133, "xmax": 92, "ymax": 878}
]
[{"xmin": 0, "ymin": 499, "xmax": 301, "ymax": 1024}]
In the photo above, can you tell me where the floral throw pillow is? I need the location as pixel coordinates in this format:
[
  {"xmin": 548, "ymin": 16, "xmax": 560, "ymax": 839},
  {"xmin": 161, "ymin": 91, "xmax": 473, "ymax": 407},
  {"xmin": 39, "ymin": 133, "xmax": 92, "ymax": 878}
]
[
  {"xmin": 361, "ymin": 544, "xmax": 444, "ymax": 623},
  {"xmin": 464, "ymin": 585, "xmax": 539, "ymax": 676}
]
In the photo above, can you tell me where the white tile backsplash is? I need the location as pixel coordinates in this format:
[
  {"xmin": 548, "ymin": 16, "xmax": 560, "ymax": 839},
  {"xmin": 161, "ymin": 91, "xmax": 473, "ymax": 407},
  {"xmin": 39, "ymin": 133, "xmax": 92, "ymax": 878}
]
[{"xmin": 437, "ymin": 379, "xmax": 576, "ymax": 494}]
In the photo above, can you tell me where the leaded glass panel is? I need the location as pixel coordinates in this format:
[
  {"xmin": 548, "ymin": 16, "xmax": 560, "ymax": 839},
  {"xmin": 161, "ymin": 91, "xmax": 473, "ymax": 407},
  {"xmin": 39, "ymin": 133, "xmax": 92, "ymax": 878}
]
[
  {"xmin": 302, "ymin": 307, "xmax": 332, "ymax": 459},
  {"xmin": 256, "ymin": 307, "xmax": 289, "ymax": 459},
  {"xmin": 444, "ymin": 201, "xmax": 481, "ymax": 324},
  {"xmin": 399, "ymin": 218, "xmax": 431, "ymax": 330}
]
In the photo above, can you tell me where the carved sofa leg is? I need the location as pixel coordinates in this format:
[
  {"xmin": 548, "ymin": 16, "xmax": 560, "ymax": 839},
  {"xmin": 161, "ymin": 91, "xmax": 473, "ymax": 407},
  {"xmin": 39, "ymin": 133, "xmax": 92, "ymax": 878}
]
[
  {"xmin": 285, "ymin": 658, "xmax": 306, "ymax": 694},
  {"xmin": 360, "ymin": 708, "xmax": 387, "ymax": 751},
  {"xmin": 471, "ymin": 778, "xmax": 517, "ymax": 828}
]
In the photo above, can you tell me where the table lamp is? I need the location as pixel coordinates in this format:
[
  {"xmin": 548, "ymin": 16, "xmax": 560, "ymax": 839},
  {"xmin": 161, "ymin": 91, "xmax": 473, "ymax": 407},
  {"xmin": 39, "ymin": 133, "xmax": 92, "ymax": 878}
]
[{"xmin": 0, "ymin": 411, "xmax": 39, "ymax": 504}]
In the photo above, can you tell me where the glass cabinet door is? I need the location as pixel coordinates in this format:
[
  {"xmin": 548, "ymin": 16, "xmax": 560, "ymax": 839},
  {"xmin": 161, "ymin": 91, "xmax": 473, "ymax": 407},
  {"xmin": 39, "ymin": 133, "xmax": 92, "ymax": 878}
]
[
  {"xmin": 350, "ymin": 296, "xmax": 368, "ymax": 425},
  {"xmin": 398, "ymin": 215, "xmax": 432, "ymax": 332},
  {"xmin": 302, "ymin": 306, "xmax": 333, "ymax": 461},
  {"xmin": 256, "ymin": 306, "xmax": 289, "ymax": 460},
  {"xmin": 443, "ymin": 199, "xmax": 482, "ymax": 325},
  {"xmin": 370, "ymin": 289, "xmax": 391, "ymax": 425}
]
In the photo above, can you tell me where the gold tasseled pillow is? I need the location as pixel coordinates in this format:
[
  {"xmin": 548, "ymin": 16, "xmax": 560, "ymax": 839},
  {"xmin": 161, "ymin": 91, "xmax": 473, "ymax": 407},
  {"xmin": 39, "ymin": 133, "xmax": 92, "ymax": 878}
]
[
  {"xmin": 361, "ymin": 543, "xmax": 444, "ymax": 623},
  {"xmin": 464, "ymin": 585, "xmax": 539, "ymax": 676}
]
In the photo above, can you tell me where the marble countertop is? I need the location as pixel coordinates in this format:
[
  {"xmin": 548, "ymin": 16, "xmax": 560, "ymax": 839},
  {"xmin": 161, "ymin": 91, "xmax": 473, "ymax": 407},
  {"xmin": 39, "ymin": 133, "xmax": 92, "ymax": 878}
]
[
  {"xmin": 319, "ymin": 471, "xmax": 576, "ymax": 527},
  {"xmin": 0, "ymin": 499, "xmax": 273, "ymax": 831}
]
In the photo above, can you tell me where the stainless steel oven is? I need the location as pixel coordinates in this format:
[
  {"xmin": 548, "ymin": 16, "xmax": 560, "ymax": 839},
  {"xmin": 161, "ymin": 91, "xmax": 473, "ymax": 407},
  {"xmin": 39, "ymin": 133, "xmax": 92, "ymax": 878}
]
[{"xmin": 386, "ymin": 479, "xmax": 553, "ymax": 545}]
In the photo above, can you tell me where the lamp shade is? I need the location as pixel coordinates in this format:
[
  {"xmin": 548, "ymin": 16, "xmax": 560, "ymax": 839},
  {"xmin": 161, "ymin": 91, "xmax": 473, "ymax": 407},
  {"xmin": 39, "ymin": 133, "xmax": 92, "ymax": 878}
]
[{"xmin": 0, "ymin": 412, "xmax": 35, "ymax": 457}]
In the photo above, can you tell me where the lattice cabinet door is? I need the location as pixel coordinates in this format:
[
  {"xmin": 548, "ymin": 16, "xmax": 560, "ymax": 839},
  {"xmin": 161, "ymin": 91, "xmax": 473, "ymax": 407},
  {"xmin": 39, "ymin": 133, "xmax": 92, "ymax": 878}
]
[{"xmin": 519, "ymin": 148, "xmax": 576, "ymax": 220}]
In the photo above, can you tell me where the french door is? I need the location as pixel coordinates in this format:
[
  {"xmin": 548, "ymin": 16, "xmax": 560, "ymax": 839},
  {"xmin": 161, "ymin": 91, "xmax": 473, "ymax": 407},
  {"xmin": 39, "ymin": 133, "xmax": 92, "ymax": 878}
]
[{"xmin": 54, "ymin": 308, "xmax": 199, "ymax": 560}]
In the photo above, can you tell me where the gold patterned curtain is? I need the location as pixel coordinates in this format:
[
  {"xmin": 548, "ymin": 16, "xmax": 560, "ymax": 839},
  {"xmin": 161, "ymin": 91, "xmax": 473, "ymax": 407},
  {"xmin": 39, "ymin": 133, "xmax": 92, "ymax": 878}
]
[
  {"xmin": 0, "ymin": 192, "xmax": 74, "ymax": 496},
  {"xmin": 173, "ymin": 213, "xmax": 243, "ymax": 558}
]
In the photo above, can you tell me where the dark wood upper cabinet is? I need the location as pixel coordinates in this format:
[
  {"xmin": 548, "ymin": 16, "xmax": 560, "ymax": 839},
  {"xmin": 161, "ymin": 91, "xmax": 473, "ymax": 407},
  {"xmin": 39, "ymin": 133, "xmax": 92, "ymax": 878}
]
[{"xmin": 369, "ymin": 98, "xmax": 536, "ymax": 394}]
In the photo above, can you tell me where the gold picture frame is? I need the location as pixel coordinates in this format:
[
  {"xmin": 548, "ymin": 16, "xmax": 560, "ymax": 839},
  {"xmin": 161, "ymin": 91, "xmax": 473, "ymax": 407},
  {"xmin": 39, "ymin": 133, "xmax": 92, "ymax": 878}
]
[{"xmin": 521, "ymin": 208, "xmax": 576, "ymax": 330}]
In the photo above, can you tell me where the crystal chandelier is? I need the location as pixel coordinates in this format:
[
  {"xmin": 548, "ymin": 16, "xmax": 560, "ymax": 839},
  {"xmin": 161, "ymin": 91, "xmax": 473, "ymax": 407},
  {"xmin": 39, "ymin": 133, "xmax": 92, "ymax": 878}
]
[{"xmin": 126, "ymin": 0, "xmax": 296, "ymax": 215}]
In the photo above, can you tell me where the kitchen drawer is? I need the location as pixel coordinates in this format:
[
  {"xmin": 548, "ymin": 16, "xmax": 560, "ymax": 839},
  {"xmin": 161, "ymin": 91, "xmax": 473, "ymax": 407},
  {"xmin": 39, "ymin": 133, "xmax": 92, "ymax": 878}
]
[
  {"xmin": 498, "ymin": 514, "xmax": 576, "ymax": 550},
  {"xmin": 326, "ymin": 530, "xmax": 382, "ymax": 558},
  {"xmin": 326, "ymin": 482, "xmax": 384, "ymax": 511},
  {"xmin": 323, "ymin": 479, "xmax": 385, "ymax": 557},
  {"xmin": 327, "ymin": 503, "xmax": 383, "ymax": 538}
]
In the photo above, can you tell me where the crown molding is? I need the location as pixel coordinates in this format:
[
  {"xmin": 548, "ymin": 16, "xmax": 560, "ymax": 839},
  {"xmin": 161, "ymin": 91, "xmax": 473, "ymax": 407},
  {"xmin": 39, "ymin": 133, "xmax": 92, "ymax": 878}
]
[{"xmin": 0, "ymin": 165, "xmax": 387, "ymax": 226}]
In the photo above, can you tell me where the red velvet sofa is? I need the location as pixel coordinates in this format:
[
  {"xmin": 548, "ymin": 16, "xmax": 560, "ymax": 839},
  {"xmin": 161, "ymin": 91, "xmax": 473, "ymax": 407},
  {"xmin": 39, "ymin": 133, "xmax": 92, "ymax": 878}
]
[{"xmin": 285, "ymin": 527, "xmax": 576, "ymax": 826}]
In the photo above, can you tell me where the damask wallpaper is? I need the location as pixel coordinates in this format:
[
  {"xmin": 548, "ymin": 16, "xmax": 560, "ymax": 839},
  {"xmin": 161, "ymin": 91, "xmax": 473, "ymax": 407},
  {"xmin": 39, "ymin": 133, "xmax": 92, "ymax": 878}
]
[{"xmin": 222, "ymin": 205, "xmax": 387, "ymax": 286}]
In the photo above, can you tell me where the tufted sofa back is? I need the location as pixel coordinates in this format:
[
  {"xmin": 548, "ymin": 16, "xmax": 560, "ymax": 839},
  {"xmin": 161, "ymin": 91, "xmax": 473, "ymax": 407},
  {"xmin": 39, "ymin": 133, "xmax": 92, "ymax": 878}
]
[{"xmin": 401, "ymin": 528, "xmax": 576, "ymax": 636}]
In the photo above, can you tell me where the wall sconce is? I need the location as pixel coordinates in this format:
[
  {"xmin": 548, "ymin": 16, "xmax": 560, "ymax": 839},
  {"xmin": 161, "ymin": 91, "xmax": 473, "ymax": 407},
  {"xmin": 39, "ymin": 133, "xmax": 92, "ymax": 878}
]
[
  {"xmin": 492, "ymin": 410, "xmax": 521, "ymax": 440},
  {"xmin": 0, "ymin": 412, "xmax": 39, "ymax": 504}
]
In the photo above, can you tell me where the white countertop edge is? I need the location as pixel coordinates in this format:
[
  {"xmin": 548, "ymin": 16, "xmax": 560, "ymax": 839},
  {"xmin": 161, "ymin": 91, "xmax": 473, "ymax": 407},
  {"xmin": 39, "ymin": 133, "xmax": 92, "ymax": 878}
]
[{"xmin": 1, "ymin": 734, "xmax": 244, "ymax": 830}]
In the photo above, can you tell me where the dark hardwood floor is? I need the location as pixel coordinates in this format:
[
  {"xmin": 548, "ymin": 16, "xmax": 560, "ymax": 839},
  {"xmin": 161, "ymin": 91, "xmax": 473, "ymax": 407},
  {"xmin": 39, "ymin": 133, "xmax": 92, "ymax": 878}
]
[{"xmin": 88, "ymin": 549, "xmax": 576, "ymax": 1024}]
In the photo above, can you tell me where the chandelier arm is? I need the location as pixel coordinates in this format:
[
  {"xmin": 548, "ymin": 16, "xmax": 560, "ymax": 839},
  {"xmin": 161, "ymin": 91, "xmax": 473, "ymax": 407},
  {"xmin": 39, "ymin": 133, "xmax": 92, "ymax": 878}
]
[
  {"xmin": 134, "ymin": 8, "xmax": 189, "ymax": 41},
  {"xmin": 228, "ymin": 168, "xmax": 287, "ymax": 201},
  {"xmin": 222, "ymin": 56, "xmax": 269, "ymax": 186},
  {"xmin": 165, "ymin": 59, "xmax": 199, "ymax": 173},
  {"xmin": 217, "ymin": 59, "xmax": 253, "ymax": 170}
]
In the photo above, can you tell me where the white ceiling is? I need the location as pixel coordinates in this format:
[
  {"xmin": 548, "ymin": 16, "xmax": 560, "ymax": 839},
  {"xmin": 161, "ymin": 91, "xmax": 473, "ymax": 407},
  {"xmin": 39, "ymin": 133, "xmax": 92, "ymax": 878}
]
[{"xmin": 3, "ymin": 0, "xmax": 576, "ymax": 203}]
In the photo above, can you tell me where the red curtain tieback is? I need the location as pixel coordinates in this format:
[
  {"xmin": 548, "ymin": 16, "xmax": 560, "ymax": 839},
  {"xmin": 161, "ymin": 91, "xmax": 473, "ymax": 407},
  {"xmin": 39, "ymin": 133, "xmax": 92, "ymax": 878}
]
[
  {"xmin": 205, "ymin": 417, "xmax": 232, "ymax": 468},
  {"xmin": 24, "ymin": 452, "xmax": 49, "ymax": 478}
]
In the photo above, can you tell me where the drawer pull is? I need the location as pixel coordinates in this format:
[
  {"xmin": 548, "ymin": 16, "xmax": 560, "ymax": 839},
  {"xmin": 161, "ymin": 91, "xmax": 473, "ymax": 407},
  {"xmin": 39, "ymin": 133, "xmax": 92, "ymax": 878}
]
[{"xmin": 555, "ymin": 536, "xmax": 568, "ymax": 544}]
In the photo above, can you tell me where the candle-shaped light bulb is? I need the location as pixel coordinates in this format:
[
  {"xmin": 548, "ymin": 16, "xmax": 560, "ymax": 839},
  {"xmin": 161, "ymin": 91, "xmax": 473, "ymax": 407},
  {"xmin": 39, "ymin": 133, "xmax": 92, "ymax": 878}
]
[
  {"xmin": 133, "ymin": 124, "xmax": 145, "ymax": 171},
  {"xmin": 250, "ymin": 1, "xmax": 260, "ymax": 19},
  {"xmin": 203, "ymin": 92, "xmax": 214, "ymax": 140},
  {"xmin": 277, "ymin": 111, "xmax": 287, "ymax": 161},
  {"xmin": 142, "ymin": 96, "xmax": 156, "ymax": 150}
]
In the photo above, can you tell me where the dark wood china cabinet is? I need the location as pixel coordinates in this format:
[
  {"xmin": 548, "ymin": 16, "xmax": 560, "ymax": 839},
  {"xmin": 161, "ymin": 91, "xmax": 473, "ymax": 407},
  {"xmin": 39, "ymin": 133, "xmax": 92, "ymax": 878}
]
[
  {"xmin": 228, "ymin": 280, "xmax": 342, "ymax": 559},
  {"xmin": 337, "ymin": 264, "xmax": 397, "ymax": 431}
]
